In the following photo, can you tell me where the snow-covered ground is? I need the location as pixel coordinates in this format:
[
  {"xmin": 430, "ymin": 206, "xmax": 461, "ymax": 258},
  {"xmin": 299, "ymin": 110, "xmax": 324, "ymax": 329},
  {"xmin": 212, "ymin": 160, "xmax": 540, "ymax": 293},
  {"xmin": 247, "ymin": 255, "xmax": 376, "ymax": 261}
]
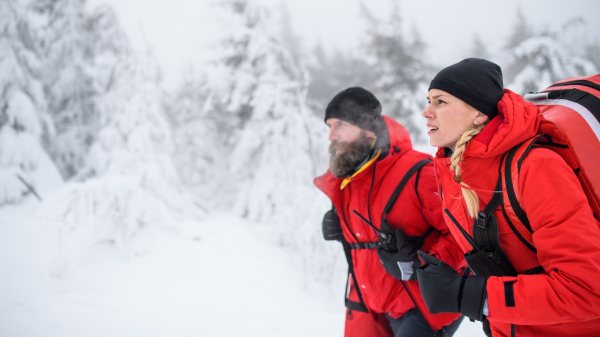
[{"xmin": 0, "ymin": 201, "xmax": 484, "ymax": 337}]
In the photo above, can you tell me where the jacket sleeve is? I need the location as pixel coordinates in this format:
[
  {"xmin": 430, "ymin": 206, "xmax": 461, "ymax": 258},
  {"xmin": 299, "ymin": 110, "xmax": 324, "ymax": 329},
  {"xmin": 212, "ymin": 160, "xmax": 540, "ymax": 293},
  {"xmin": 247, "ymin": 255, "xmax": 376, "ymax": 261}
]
[
  {"xmin": 417, "ymin": 162, "xmax": 467, "ymax": 271},
  {"xmin": 486, "ymin": 150, "xmax": 600, "ymax": 325}
]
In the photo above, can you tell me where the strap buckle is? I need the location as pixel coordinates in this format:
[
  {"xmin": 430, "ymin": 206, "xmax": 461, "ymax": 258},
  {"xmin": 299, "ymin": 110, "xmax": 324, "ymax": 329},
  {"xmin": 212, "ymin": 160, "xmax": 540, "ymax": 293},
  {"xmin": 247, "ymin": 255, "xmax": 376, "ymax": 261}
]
[{"xmin": 477, "ymin": 212, "xmax": 487, "ymax": 229}]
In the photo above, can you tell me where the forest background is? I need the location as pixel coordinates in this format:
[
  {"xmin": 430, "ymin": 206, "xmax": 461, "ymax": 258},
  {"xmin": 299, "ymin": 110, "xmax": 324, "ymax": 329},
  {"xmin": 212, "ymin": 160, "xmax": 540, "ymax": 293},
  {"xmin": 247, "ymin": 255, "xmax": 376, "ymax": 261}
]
[{"xmin": 1, "ymin": 0, "xmax": 599, "ymax": 335}]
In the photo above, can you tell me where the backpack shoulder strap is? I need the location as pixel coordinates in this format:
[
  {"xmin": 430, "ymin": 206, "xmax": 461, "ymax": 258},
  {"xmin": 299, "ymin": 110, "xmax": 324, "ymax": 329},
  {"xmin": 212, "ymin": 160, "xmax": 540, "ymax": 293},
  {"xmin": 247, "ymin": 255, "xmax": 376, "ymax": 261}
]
[
  {"xmin": 501, "ymin": 136, "xmax": 544, "ymax": 253},
  {"xmin": 341, "ymin": 238, "xmax": 369, "ymax": 312},
  {"xmin": 381, "ymin": 158, "xmax": 432, "ymax": 219},
  {"xmin": 381, "ymin": 158, "xmax": 436, "ymax": 242},
  {"xmin": 331, "ymin": 203, "xmax": 368, "ymax": 312}
]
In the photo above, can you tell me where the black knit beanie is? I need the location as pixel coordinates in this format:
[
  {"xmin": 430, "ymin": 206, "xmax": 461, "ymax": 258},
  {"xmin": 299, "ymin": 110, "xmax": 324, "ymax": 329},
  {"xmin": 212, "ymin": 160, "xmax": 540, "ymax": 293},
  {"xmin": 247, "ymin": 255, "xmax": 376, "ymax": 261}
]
[
  {"xmin": 429, "ymin": 58, "xmax": 504, "ymax": 119},
  {"xmin": 324, "ymin": 87, "xmax": 385, "ymax": 134}
]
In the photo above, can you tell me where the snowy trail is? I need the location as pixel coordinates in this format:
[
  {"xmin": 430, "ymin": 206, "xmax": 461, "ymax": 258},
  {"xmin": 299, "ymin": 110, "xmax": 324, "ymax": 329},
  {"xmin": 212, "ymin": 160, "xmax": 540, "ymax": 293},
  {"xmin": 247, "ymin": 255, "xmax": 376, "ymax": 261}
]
[
  {"xmin": 0, "ymin": 210, "xmax": 342, "ymax": 336},
  {"xmin": 0, "ymin": 208, "xmax": 484, "ymax": 336}
]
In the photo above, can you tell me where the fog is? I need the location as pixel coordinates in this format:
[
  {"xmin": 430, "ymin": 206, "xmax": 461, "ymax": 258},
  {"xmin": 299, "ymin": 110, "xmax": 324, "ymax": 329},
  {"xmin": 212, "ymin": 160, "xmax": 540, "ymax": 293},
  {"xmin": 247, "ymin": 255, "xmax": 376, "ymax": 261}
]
[{"xmin": 90, "ymin": 0, "xmax": 600, "ymax": 90}]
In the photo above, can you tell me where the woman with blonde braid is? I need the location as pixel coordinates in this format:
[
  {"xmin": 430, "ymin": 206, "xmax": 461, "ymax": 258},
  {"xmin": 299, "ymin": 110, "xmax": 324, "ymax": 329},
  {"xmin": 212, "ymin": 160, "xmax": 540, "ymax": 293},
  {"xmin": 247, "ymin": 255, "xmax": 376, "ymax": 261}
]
[{"xmin": 378, "ymin": 58, "xmax": 600, "ymax": 337}]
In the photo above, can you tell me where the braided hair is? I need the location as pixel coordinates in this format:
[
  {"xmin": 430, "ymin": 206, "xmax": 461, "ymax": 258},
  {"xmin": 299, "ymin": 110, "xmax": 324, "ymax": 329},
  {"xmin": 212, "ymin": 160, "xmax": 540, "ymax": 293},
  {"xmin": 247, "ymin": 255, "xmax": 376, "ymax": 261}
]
[{"xmin": 449, "ymin": 118, "xmax": 488, "ymax": 218}]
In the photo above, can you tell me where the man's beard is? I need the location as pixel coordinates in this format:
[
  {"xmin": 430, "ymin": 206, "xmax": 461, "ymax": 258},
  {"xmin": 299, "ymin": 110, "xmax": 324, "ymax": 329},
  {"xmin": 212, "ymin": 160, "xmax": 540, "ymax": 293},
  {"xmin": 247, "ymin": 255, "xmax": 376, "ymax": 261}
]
[{"xmin": 329, "ymin": 132, "xmax": 374, "ymax": 178}]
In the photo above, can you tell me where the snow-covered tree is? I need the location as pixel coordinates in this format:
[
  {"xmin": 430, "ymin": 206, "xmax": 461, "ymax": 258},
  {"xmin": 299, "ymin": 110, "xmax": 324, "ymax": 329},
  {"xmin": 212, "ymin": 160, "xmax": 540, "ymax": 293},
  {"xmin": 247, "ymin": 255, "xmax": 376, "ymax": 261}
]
[
  {"xmin": 204, "ymin": 1, "xmax": 348, "ymax": 288},
  {"xmin": 306, "ymin": 43, "xmax": 376, "ymax": 118},
  {"xmin": 208, "ymin": 0, "xmax": 328, "ymax": 223},
  {"xmin": 504, "ymin": 9, "xmax": 535, "ymax": 51},
  {"xmin": 469, "ymin": 33, "xmax": 491, "ymax": 60},
  {"xmin": 505, "ymin": 15, "xmax": 598, "ymax": 95},
  {"xmin": 31, "ymin": 0, "xmax": 102, "ymax": 179},
  {"xmin": 0, "ymin": 0, "xmax": 62, "ymax": 207},
  {"xmin": 166, "ymin": 68, "xmax": 234, "ymax": 204},
  {"xmin": 586, "ymin": 40, "xmax": 600, "ymax": 73},
  {"xmin": 33, "ymin": 7, "xmax": 204, "ymax": 276},
  {"xmin": 360, "ymin": 2, "xmax": 432, "ymax": 142},
  {"xmin": 277, "ymin": 2, "xmax": 303, "ymax": 65}
]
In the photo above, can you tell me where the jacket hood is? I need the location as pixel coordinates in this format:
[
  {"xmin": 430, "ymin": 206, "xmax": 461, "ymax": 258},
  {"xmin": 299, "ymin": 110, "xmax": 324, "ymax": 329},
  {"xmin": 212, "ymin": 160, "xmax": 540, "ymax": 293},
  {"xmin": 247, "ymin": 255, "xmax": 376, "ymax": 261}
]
[
  {"xmin": 314, "ymin": 115, "xmax": 413, "ymax": 198},
  {"xmin": 435, "ymin": 89, "xmax": 541, "ymax": 160},
  {"xmin": 383, "ymin": 115, "xmax": 413, "ymax": 152}
]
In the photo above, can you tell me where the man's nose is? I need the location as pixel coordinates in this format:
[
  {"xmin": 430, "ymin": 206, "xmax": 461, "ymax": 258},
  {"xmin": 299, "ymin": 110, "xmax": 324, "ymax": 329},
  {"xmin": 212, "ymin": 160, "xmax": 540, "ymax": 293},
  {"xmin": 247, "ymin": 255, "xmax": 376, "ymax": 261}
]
[{"xmin": 328, "ymin": 128, "xmax": 337, "ymax": 142}]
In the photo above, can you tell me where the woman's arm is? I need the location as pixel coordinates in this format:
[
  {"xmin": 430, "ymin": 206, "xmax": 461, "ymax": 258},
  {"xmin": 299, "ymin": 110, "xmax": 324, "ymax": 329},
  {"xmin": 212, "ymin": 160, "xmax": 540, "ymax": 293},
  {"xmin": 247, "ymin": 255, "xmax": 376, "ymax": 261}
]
[{"xmin": 486, "ymin": 149, "xmax": 600, "ymax": 325}]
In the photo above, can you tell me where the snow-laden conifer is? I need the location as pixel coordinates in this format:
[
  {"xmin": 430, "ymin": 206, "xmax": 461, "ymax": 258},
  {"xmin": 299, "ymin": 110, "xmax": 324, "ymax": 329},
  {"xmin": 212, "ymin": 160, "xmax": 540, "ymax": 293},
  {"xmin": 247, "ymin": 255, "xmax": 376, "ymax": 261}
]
[
  {"xmin": 0, "ymin": 0, "xmax": 62, "ymax": 207},
  {"xmin": 199, "ymin": 0, "xmax": 344, "ymax": 289},
  {"xmin": 35, "ymin": 9, "xmax": 204, "ymax": 276},
  {"xmin": 207, "ymin": 1, "xmax": 327, "ymax": 223},
  {"xmin": 166, "ymin": 68, "xmax": 234, "ymax": 205},
  {"xmin": 360, "ymin": 2, "xmax": 432, "ymax": 143},
  {"xmin": 505, "ymin": 16, "xmax": 598, "ymax": 95},
  {"xmin": 31, "ymin": 0, "xmax": 106, "ymax": 178},
  {"xmin": 306, "ymin": 43, "xmax": 376, "ymax": 120}
]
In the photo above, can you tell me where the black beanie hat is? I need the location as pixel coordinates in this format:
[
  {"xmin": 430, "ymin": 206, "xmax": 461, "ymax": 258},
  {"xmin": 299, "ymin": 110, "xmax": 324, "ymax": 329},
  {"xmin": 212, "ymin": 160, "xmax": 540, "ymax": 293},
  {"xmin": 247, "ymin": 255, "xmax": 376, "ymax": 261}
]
[
  {"xmin": 324, "ymin": 87, "xmax": 385, "ymax": 134},
  {"xmin": 429, "ymin": 58, "xmax": 504, "ymax": 119}
]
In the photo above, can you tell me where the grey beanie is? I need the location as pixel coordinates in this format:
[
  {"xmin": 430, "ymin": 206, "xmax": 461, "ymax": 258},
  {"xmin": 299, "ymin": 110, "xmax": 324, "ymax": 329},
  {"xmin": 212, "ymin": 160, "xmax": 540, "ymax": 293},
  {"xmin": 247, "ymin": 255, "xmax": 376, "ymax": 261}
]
[{"xmin": 324, "ymin": 87, "xmax": 385, "ymax": 134}]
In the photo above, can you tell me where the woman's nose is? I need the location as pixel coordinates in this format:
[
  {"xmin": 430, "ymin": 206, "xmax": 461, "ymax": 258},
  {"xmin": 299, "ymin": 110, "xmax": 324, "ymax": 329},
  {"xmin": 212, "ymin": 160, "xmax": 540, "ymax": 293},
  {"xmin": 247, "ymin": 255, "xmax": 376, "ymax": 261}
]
[{"xmin": 422, "ymin": 105, "xmax": 433, "ymax": 119}]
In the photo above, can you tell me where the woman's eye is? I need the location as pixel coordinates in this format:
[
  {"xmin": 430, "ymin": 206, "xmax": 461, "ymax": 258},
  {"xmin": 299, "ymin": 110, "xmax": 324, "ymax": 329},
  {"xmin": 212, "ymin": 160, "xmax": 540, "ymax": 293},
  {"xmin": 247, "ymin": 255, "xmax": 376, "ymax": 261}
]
[{"xmin": 438, "ymin": 100, "xmax": 446, "ymax": 104}]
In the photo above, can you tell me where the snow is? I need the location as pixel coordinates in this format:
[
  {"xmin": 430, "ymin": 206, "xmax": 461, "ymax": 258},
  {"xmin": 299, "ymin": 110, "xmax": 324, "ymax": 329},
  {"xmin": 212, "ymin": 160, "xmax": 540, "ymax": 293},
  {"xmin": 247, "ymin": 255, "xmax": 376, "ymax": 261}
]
[
  {"xmin": 0, "ymin": 201, "xmax": 485, "ymax": 336},
  {"xmin": 4, "ymin": 1, "xmax": 585, "ymax": 336},
  {"xmin": 0, "ymin": 204, "xmax": 341, "ymax": 336}
]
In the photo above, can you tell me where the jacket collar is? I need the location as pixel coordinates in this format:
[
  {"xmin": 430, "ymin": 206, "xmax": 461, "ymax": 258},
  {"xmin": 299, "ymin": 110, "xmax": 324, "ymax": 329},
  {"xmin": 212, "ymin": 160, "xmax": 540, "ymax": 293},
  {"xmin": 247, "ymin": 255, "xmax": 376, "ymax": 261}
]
[
  {"xmin": 435, "ymin": 89, "xmax": 541, "ymax": 163},
  {"xmin": 340, "ymin": 149, "xmax": 381, "ymax": 190}
]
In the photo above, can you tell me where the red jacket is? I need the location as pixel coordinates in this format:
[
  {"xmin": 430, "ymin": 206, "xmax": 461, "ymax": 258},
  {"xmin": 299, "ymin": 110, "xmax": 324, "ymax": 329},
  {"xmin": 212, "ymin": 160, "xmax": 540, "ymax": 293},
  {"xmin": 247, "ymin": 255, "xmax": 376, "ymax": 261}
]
[
  {"xmin": 314, "ymin": 116, "xmax": 464, "ymax": 331},
  {"xmin": 433, "ymin": 90, "xmax": 600, "ymax": 337}
]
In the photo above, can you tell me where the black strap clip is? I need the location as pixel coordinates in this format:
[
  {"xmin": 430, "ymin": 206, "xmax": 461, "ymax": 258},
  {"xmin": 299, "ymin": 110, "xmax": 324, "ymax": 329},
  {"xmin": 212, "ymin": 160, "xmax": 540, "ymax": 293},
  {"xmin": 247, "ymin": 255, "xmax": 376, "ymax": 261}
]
[{"xmin": 477, "ymin": 212, "xmax": 487, "ymax": 229}]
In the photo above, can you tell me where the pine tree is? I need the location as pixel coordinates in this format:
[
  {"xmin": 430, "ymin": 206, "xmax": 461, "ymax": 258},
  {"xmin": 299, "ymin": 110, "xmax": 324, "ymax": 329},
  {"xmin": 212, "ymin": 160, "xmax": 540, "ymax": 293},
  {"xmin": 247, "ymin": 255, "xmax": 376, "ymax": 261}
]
[
  {"xmin": 504, "ymin": 9, "xmax": 535, "ymax": 50},
  {"xmin": 278, "ymin": 2, "xmax": 303, "ymax": 65},
  {"xmin": 505, "ymin": 15, "xmax": 598, "ymax": 95},
  {"xmin": 31, "ymin": 0, "xmax": 100, "ymax": 179},
  {"xmin": 209, "ymin": 0, "xmax": 327, "ymax": 225},
  {"xmin": 0, "ymin": 0, "xmax": 62, "ymax": 206},
  {"xmin": 166, "ymin": 68, "xmax": 233, "ymax": 204},
  {"xmin": 164, "ymin": 1, "xmax": 342, "ymax": 289},
  {"xmin": 469, "ymin": 33, "xmax": 490, "ymax": 60},
  {"xmin": 34, "ymin": 7, "xmax": 204, "ymax": 276},
  {"xmin": 586, "ymin": 40, "xmax": 600, "ymax": 73},
  {"xmin": 306, "ymin": 43, "xmax": 376, "ymax": 118},
  {"xmin": 360, "ymin": 1, "xmax": 431, "ymax": 142}
]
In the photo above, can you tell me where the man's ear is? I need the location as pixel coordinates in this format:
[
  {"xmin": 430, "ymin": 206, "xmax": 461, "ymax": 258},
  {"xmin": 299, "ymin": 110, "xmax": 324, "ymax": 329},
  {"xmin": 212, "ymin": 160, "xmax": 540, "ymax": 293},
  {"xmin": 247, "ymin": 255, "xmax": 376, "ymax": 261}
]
[{"xmin": 365, "ymin": 130, "xmax": 377, "ymax": 140}]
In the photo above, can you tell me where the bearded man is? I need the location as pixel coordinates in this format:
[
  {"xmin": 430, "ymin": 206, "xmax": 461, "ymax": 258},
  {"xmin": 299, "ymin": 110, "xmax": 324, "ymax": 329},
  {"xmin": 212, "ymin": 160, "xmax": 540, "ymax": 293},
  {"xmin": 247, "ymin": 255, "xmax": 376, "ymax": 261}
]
[{"xmin": 314, "ymin": 87, "xmax": 466, "ymax": 337}]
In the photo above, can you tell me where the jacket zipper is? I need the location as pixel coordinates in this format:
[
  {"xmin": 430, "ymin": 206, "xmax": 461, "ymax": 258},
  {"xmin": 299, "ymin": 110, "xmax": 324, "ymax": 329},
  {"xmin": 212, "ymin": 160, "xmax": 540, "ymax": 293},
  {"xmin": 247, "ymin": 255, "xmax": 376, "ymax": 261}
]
[{"xmin": 366, "ymin": 162, "xmax": 378, "ymax": 231}]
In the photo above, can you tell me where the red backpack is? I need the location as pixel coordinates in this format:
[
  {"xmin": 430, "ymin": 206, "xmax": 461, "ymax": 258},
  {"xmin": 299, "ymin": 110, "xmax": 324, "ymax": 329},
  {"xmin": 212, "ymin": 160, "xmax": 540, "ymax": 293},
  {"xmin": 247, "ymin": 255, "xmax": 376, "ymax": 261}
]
[{"xmin": 501, "ymin": 75, "xmax": 600, "ymax": 252}]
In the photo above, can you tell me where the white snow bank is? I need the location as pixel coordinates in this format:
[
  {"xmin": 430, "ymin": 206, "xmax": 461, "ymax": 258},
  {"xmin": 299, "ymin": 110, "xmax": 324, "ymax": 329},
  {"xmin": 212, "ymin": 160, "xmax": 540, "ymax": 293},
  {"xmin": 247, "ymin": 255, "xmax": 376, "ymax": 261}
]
[
  {"xmin": 0, "ymin": 210, "xmax": 343, "ymax": 337},
  {"xmin": 0, "ymin": 126, "xmax": 63, "ymax": 206}
]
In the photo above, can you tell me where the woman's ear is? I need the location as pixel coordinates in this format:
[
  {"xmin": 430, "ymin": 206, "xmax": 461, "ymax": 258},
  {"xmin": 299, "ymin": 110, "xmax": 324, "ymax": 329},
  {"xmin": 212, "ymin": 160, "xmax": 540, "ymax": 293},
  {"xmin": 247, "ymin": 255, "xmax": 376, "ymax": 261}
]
[{"xmin": 475, "ymin": 111, "xmax": 489, "ymax": 125}]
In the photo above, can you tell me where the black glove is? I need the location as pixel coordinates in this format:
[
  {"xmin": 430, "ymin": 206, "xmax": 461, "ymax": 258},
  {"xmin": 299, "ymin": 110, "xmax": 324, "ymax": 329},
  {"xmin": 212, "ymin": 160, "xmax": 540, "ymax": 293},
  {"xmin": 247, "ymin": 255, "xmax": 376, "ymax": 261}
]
[
  {"xmin": 377, "ymin": 227, "xmax": 424, "ymax": 281},
  {"xmin": 322, "ymin": 209, "xmax": 344, "ymax": 241},
  {"xmin": 417, "ymin": 251, "xmax": 488, "ymax": 321}
]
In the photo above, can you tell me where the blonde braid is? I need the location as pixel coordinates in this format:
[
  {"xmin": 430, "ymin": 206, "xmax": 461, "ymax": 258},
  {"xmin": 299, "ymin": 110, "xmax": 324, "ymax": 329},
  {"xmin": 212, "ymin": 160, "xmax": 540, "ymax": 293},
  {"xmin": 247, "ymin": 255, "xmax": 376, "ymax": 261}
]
[{"xmin": 450, "ymin": 123, "xmax": 486, "ymax": 218}]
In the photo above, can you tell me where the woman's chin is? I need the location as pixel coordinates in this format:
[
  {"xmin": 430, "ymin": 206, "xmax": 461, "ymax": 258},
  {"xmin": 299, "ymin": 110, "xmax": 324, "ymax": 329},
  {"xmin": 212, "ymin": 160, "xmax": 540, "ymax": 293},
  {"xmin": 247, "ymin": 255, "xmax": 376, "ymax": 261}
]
[{"xmin": 427, "ymin": 138, "xmax": 439, "ymax": 148}]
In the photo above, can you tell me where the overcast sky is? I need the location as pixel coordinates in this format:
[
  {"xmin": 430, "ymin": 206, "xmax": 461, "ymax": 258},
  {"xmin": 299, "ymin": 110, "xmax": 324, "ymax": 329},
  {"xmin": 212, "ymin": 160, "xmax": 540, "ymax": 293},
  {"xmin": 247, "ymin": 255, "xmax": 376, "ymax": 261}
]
[{"xmin": 88, "ymin": 0, "xmax": 600, "ymax": 90}]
